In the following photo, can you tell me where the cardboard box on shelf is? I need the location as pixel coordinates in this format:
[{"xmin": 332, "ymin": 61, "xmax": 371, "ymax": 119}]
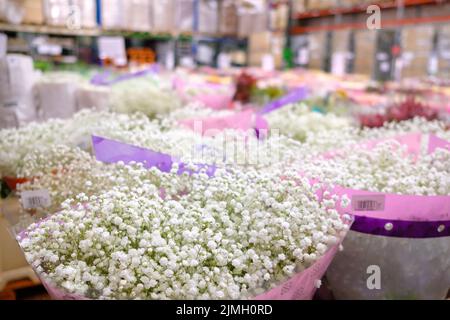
[
  {"xmin": 332, "ymin": 29, "xmax": 351, "ymax": 53},
  {"xmin": 219, "ymin": 0, "xmax": 237, "ymax": 35},
  {"xmin": 400, "ymin": 25, "xmax": 434, "ymax": 78},
  {"xmin": 43, "ymin": 0, "xmax": 70, "ymax": 27},
  {"xmin": 44, "ymin": 0, "xmax": 97, "ymax": 28},
  {"xmin": 124, "ymin": 0, "xmax": 152, "ymax": 32},
  {"xmin": 249, "ymin": 32, "xmax": 284, "ymax": 69},
  {"xmin": 0, "ymin": 0, "xmax": 25, "ymax": 25},
  {"xmin": 437, "ymin": 24, "xmax": 450, "ymax": 79},
  {"xmin": 101, "ymin": 0, "xmax": 126, "ymax": 30},
  {"xmin": 249, "ymin": 32, "xmax": 271, "ymax": 52},
  {"xmin": 354, "ymin": 29, "xmax": 377, "ymax": 76},
  {"xmin": 77, "ymin": 0, "xmax": 97, "ymax": 28},
  {"xmin": 308, "ymin": 31, "xmax": 327, "ymax": 70},
  {"xmin": 291, "ymin": 0, "xmax": 307, "ymax": 15},
  {"xmin": 306, "ymin": 0, "xmax": 338, "ymax": 11},
  {"xmin": 152, "ymin": 0, "xmax": 174, "ymax": 33},
  {"xmin": 198, "ymin": 0, "xmax": 219, "ymax": 34},
  {"xmin": 237, "ymin": 1, "xmax": 268, "ymax": 38},
  {"xmin": 269, "ymin": 2, "xmax": 288, "ymax": 31},
  {"xmin": 23, "ymin": 0, "xmax": 45, "ymax": 25},
  {"xmin": 176, "ymin": 0, "xmax": 194, "ymax": 33}
]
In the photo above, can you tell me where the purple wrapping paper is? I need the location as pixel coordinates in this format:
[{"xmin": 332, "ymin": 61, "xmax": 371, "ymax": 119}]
[
  {"xmin": 91, "ymin": 136, "xmax": 216, "ymax": 176},
  {"xmin": 259, "ymin": 87, "xmax": 308, "ymax": 115}
]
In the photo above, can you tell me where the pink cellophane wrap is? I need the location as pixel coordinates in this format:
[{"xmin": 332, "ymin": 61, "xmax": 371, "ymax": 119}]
[
  {"xmin": 195, "ymin": 93, "xmax": 233, "ymax": 110},
  {"xmin": 428, "ymin": 134, "xmax": 450, "ymax": 154},
  {"xmin": 37, "ymin": 244, "xmax": 340, "ymax": 300},
  {"xmin": 179, "ymin": 109, "xmax": 268, "ymax": 136},
  {"xmin": 321, "ymin": 132, "xmax": 422, "ymax": 160},
  {"xmin": 253, "ymin": 244, "xmax": 339, "ymax": 300},
  {"xmin": 325, "ymin": 134, "xmax": 450, "ymax": 299},
  {"xmin": 173, "ymin": 77, "xmax": 234, "ymax": 110}
]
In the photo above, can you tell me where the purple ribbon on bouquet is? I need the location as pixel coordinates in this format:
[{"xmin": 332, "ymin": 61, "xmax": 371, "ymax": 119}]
[
  {"xmin": 258, "ymin": 86, "xmax": 309, "ymax": 115},
  {"xmin": 351, "ymin": 216, "xmax": 450, "ymax": 238},
  {"xmin": 91, "ymin": 136, "xmax": 216, "ymax": 177},
  {"xmin": 90, "ymin": 64, "xmax": 159, "ymax": 86}
]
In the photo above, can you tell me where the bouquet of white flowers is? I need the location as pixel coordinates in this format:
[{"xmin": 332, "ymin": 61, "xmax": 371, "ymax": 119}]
[
  {"xmin": 110, "ymin": 75, "xmax": 181, "ymax": 118},
  {"xmin": 302, "ymin": 134, "xmax": 450, "ymax": 299},
  {"xmin": 13, "ymin": 149, "xmax": 351, "ymax": 299}
]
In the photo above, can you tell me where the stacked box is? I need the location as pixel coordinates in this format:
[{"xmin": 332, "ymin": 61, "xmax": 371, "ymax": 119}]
[
  {"xmin": 44, "ymin": 0, "xmax": 97, "ymax": 28},
  {"xmin": 75, "ymin": 0, "xmax": 97, "ymax": 28},
  {"xmin": 437, "ymin": 24, "xmax": 450, "ymax": 79},
  {"xmin": 176, "ymin": 0, "xmax": 194, "ymax": 33},
  {"xmin": 306, "ymin": 0, "xmax": 337, "ymax": 10},
  {"xmin": 43, "ymin": 0, "xmax": 70, "ymax": 26},
  {"xmin": 124, "ymin": 0, "xmax": 152, "ymax": 32},
  {"xmin": 101, "ymin": 0, "xmax": 126, "ymax": 30},
  {"xmin": 0, "ymin": 0, "xmax": 25, "ymax": 25},
  {"xmin": 331, "ymin": 30, "xmax": 352, "ymax": 75},
  {"xmin": 237, "ymin": 1, "xmax": 268, "ymax": 38},
  {"xmin": 152, "ymin": 0, "xmax": 174, "ymax": 32},
  {"xmin": 308, "ymin": 31, "xmax": 327, "ymax": 70},
  {"xmin": 291, "ymin": 0, "xmax": 307, "ymax": 15},
  {"xmin": 401, "ymin": 25, "xmax": 434, "ymax": 78},
  {"xmin": 248, "ymin": 31, "xmax": 284, "ymax": 68},
  {"xmin": 353, "ymin": 29, "xmax": 377, "ymax": 75},
  {"xmin": 269, "ymin": 2, "xmax": 289, "ymax": 31},
  {"xmin": 219, "ymin": 0, "xmax": 237, "ymax": 35},
  {"xmin": 22, "ymin": 0, "xmax": 45, "ymax": 25},
  {"xmin": 198, "ymin": 0, "xmax": 219, "ymax": 34}
]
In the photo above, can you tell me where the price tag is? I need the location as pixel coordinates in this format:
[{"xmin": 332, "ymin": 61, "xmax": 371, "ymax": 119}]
[
  {"xmin": 352, "ymin": 195, "xmax": 385, "ymax": 212},
  {"xmin": 98, "ymin": 36, "xmax": 127, "ymax": 66},
  {"xmin": 21, "ymin": 190, "xmax": 51, "ymax": 210}
]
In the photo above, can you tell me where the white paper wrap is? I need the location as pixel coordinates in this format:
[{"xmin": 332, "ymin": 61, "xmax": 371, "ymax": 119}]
[{"xmin": 0, "ymin": 54, "xmax": 38, "ymax": 128}]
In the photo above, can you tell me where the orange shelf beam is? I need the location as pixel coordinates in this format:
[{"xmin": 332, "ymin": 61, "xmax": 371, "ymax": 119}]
[
  {"xmin": 295, "ymin": 0, "xmax": 443, "ymax": 19},
  {"xmin": 291, "ymin": 14, "xmax": 450, "ymax": 34}
]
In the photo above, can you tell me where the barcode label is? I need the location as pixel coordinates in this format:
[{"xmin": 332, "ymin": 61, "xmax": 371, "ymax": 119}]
[
  {"xmin": 21, "ymin": 190, "xmax": 51, "ymax": 210},
  {"xmin": 352, "ymin": 195, "xmax": 385, "ymax": 212}
]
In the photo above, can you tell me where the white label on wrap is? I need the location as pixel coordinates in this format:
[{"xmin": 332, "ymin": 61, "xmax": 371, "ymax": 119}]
[
  {"xmin": 352, "ymin": 195, "xmax": 385, "ymax": 212},
  {"xmin": 21, "ymin": 190, "xmax": 51, "ymax": 210}
]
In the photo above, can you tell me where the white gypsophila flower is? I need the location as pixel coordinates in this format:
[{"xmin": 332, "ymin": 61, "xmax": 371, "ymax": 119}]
[
  {"xmin": 302, "ymin": 140, "xmax": 450, "ymax": 196},
  {"xmin": 265, "ymin": 103, "xmax": 353, "ymax": 143},
  {"xmin": 304, "ymin": 117, "xmax": 450, "ymax": 156},
  {"xmin": 110, "ymin": 76, "xmax": 181, "ymax": 118},
  {"xmin": 19, "ymin": 162, "xmax": 348, "ymax": 300},
  {"xmin": 0, "ymin": 109, "xmax": 160, "ymax": 176},
  {"xmin": 157, "ymin": 102, "xmax": 235, "ymax": 131}
]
